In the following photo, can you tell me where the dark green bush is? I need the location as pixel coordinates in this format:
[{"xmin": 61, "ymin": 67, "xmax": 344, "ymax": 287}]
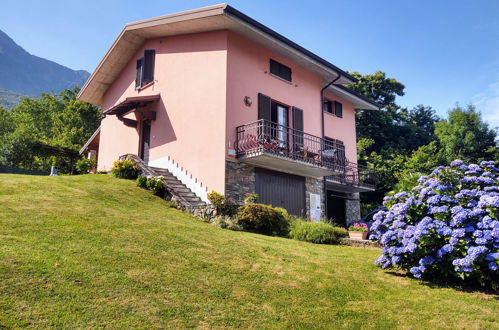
[
  {"xmin": 146, "ymin": 176, "xmax": 166, "ymax": 196},
  {"xmin": 136, "ymin": 176, "xmax": 147, "ymax": 188},
  {"xmin": 235, "ymin": 203, "xmax": 289, "ymax": 236},
  {"xmin": 290, "ymin": 220, "xmax": 347, "ymax": 244}
]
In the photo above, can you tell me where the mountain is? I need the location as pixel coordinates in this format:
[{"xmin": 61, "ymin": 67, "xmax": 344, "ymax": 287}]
[{"xmin": 0, "ymin": 29, "xmax": 90, "ymax": 102}]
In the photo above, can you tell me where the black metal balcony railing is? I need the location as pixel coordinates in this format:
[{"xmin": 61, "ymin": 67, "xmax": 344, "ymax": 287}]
[
  {"xmin": 235, "ymin": 119, "xmax": 377, "ymax": 189},
  {"xmin": 326, "ymin": 161, "xmax": 377, "ymax": 190},
  {"xmin": 236, "ymin": 119, "xmax": 346, "ymax": 170}
]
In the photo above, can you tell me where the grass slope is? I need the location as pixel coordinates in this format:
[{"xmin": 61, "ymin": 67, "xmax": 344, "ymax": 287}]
[{"xmin": 0, "ymin": 174, "xmax": 497, "ymax": 328}]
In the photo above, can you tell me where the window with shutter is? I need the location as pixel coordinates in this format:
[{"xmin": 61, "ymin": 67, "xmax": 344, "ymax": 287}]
[
  {"xmin": 135, "ymin": 49, "xmax": 155, "ymax": 89},
  {"xmin": 334, "ymin": 101, "xmax": 343, "ymax": 118},
  {"xmin": 269, "ymin": 59, "xmax": 292, "ymax": 82}
]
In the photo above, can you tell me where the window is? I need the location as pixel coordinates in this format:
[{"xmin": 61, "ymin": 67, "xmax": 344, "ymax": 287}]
[
  {"xmin": 135, "ymin": 49, "xmax": 155, "ymax": 89},
  {"xmin": 334, "ymin": 101, "xmax": 343, "ymax": 118},
  {"xmin": 269, "ymin": 59, "xmax": 292, "ymax": 82},
  {"xmin": 323, "ymin": 99, "xmax": 333, "ymax": 114}
]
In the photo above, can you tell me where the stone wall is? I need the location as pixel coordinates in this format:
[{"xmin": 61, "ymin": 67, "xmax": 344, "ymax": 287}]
[
  {"xmin": 345, "ymin": 192, "xmax": 361, "ymax": 224},
  {"xmin": 305, "ymin": 177, "xmax": 325, "ymax": 219},
  {"xmin": 225, "ymin": 160, "xmax": 255, "ymax": 204}
]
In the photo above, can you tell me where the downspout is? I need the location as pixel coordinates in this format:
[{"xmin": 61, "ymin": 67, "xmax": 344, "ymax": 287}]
[{"xmin": 320, "ymin": 74, "xmax": 341, "ymax": 220}]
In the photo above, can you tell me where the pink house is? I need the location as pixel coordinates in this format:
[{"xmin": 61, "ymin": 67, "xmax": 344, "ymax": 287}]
[{"xmin": 78, "ymin": 4, "xmax": 379, "ymax": 225}]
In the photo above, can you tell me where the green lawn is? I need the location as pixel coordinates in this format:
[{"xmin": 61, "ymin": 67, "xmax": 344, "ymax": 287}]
[{"xmin": 0, "ymin": 174, "xmax": 497, "ymax": 328}]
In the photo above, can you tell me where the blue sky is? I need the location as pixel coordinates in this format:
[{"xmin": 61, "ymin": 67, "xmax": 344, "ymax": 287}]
[{"xmin": 1, "ymin": 0, "xmax": 498, "ymax": 127}]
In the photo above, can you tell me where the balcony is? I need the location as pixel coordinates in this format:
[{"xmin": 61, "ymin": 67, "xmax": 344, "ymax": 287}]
[
  {"xmin": 236, "ymin": 119, "xmax": 346, "ymax": 177},
  {"xmin": 326, "ymin": 161, "xmax": 377, "ymax": 192}
]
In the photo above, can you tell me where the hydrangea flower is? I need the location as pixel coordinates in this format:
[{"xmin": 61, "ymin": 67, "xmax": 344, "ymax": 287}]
[{"xmin": 371, "ymin": 160, "xmax": 499, "ymax": 288}]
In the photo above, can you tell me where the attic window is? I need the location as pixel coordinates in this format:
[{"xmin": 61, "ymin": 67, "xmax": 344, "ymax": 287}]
[
  {"xmin": 269, "ymin": 59, "xmax": 292, "ymax": 82},
  {"xmin": 135, "ymin": 49, "xmax": 155, "ymax": 89}
]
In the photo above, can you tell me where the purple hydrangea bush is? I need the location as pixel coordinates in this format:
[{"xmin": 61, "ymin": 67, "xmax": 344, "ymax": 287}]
[{"xmin": 371, "ymin": 160, "xmax": 499, "ymax": 289}]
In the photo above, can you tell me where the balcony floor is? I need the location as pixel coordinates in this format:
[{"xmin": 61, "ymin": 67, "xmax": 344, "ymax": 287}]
[
  {"xmin": 238, "ymin": 151, "xmax": 341, "ymax": 178},
  {"xmin": 326, "ymin": 178, "xmax": 376, "ymax": 193}
]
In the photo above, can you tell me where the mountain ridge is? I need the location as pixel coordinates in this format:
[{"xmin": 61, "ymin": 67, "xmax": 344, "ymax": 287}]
[{"xmin": 0, "ymin": 29, "xmax": 90, "ymax": 104}]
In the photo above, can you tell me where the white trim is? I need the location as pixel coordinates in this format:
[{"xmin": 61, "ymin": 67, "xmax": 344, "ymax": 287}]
[{"xmin": 148, "ymin": 156, "xmax": 209, "ymax": 203}]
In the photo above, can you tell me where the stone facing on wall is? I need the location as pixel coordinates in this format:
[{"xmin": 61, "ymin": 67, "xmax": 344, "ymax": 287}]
[
  {"xmin": 345, "ymin": 192, "xmax": 361, "ymax": 224},
  {"xmin": 305, "ymin": 177, "xmax": 325, "ymax": 219},
  {"xmin": 225, "ymin": 160, "xmax": 255, "ymax": 204}
]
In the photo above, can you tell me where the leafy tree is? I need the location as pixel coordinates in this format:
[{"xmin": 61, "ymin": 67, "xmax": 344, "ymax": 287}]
[
  {"xmin": 435, "ymin": 105, "xmax": 497, "ymax": 162},
  {"xmin": 0, "ymin": 88, "xmax": 100, "ymax": 172}
]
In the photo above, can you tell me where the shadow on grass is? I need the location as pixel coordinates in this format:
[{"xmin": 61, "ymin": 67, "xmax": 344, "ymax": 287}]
[{"xmin": 384, "ymin": 271, "xmax": 499, "ymax": 297}]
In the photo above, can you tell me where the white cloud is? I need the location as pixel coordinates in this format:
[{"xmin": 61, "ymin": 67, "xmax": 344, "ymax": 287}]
[{"xmin": 471, "ymin": 77, "xmax": 499, "ymax": 129}]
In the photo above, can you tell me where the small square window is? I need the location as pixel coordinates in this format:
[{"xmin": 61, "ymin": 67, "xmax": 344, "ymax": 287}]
[
  {"xmin": 269, "ymin": 59, "xmax": 292, "ymax": 82},
  {"xmin": 323, "ymin": 100, "xmax": 333, "ymax": 114}
]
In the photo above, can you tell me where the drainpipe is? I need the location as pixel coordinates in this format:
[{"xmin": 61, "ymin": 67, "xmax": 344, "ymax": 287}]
[{"xmin": 320, "ymin": 74, "xmax": 341, "ymax": 220}]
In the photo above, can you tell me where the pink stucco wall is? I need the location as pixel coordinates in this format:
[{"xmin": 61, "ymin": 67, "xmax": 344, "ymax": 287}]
[
  {"xmin": 98, "ymin": 29, "xmax": 359, "ymax": 194},
  {"xmin": 99, "ymin": 31, "xmax": 228, "ymax": 193},
  {"xmin": 323, "ymin": 92, "xmax": 358, "ymax": 163},
  {"xmin": 225, "ymin": 32, "xmax": 357, "ymax": 164}
]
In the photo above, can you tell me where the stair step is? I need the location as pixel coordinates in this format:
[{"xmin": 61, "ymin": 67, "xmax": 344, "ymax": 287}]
[{"xmin": 146, "ymin": 165, "xmax": 206, "ymax": 207}]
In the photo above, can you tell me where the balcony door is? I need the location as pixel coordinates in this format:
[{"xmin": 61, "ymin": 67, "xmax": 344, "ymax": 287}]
[{"xmin": 270, "ymin": 101, "xmax": 288, "ymax": 146}]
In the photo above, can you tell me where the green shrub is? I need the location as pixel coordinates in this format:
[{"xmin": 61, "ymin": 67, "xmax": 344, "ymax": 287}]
[
  {"xmin": 75, "ymin": 157, "xmax": 96, "ymax": 174},
  {"xmin": 146, "ymin": 176, "xmax": 166, "ymax": 196},
  {"xmin": 235, "ymin": 203, "xmax": 289, "ymax": 236},
  {"xmin": 111, "ymin": 160, "xmax": 138, "ymax": 179},
  {"xmin": 290, "ymin": 220, "xmax": 347, "ymax": 244},
  {"xmin": 207, "ymin": 190, "xmax": 237, "ymax": 216},
  {"xmin": 136, "ymin": 176, "xmax": 147, "ymax": 188}
]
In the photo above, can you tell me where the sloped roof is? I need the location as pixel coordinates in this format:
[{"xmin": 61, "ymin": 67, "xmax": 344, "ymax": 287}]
[{"xmin": 78, "ymin": 4, "xmax": 373, "ymax": 106}]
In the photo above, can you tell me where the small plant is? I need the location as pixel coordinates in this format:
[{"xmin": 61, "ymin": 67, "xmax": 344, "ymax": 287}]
[
  {"xmin": 136, "ymin": 176, "xmax": 147, "ymax": 188},
  {"xmin": 244, "ymin": 192, "xmax": 259, "ymax": 204},
  {"xmin": 348, "ymin": 222, "xmax": 368, "ymax": 232},
  {"xmin": 290, "ymin": 220, "xmax": 347, "ymax": 244},
  {"xmin": 75, "ymin": 157, "xmax": 97, "ymax": 174},
  {"xmin": 111, "ymin": 160, "xmax": 138, "ymax": 179},
  {"xmin": 207, "ymin": 190, "xmax": 237, "ymax": 216},
  {"xmin": 146, "ymin": 176, "xmax": 166, "ymax": 196},
  {"xmin": 211, "ymin": 216, "xmax": 242, "ymax": 231},
  {"xmin": 235, "ymin": 203, "xmax": 290, "ymax": 236}
]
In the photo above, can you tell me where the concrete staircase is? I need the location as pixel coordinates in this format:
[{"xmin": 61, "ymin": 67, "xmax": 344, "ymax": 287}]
[
  {"xmin": 119, "ymin": 154, "xmax": 206, "ymax": 209},
  {"xmin": 150, "ymin": 167, "xmax": 206, "ymax": 207}
]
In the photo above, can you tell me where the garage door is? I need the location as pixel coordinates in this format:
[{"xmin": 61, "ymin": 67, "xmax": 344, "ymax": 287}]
[{"xmin": 255, "ymin": 168, "xmax": 306, "ymax": 217}]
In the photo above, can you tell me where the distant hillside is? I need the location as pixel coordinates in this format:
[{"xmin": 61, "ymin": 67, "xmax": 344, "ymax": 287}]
[
  {"xmin": 0, "ymin": 29, "xmax": 89, "ymax": 99},
  {"xmin": 0, "ymin": 88, "xmax": 26, "ymax": 108}
]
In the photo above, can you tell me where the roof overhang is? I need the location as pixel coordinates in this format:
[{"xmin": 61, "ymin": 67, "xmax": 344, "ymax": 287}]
[
  {"xmin": 79, "ymin": 126, "xmax": 101, "ymax": 154},
  {"xmin": 103, "ymin": 94, "xmax": 160, "ymax": 116},
  {"xmin": 78, "ymin": 4, "xmax": 361, "ymax": 106},
  {"xmin": 328, "ymin": 84, "xmax": 380, "ymax": 110}
]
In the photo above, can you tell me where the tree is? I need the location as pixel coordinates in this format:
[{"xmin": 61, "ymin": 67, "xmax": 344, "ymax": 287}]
[
  {"xmin": 0, "ymin": 88, "xmax": 101, "ymax": 172},
  {"xmin": 435, "ymin": 105, "xmax": 497, "ymax": 163}
]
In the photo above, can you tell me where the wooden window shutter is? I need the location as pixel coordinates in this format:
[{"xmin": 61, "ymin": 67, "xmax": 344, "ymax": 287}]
[
  {"xmin": 143, "ymin": 50, "xmax": 155, "ymax": 84},
  {"xmin": 292, "ymin": 107, "xmax": 303, "ymax": 131},
  {"xmin": 292, "ymin": 106, "xmax": 304, "ymax": 149},
  {"xmin": 334, "ymin": 101, "xmax": 343, "ymax": 118},
  {"xmin": 135, "ymin": 58, "xmax": 143, "ymax": 89},
  {"xmin": 258, "ymin": 93, "xmax": 271, "ymax": 121}
]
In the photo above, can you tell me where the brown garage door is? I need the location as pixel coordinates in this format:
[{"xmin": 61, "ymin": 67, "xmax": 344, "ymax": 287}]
[{"xmin": 255, "ymin": 168, "xmax": 306, "ymax": 217}]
